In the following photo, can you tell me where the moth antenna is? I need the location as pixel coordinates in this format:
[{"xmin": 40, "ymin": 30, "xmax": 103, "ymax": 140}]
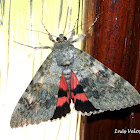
[
  {"xmin": 41, "ymin": 21, "xmax": 56, "ymax": 43},
  {"xmin": 63, "ymin": 6, "xmax": 69, "ymax": 35},
  {"xmin": 14, "ymin": 41, "xmax": 53, "ymax": 50}
]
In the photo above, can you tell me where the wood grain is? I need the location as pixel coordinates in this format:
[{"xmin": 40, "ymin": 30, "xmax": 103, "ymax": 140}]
[{"xmin": 82, "ymin": 0, "xmax": 140, "ymax": 140}]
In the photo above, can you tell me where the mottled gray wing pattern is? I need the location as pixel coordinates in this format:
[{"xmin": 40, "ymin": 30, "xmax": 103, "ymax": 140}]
[
  {"xmin": 10, "ymin": 52, "xmax": 62, "ymax": 128},
  {"xmin": 72, "ymin": 48, "xmax": 140, "ymax": 114}
]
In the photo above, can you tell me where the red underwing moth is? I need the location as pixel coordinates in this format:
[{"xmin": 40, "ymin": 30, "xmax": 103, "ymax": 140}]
[{"xmin": 10, "ymin": 18, "xmax": 140, "ymax": 128}]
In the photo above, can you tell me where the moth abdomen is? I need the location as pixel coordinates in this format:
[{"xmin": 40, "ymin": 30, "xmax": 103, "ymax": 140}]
[{"xmin": 62, "ymin": 68, "xmax": 72, "ymax": 92}]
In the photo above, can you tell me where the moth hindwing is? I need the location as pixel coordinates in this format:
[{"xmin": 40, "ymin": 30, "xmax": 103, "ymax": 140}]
[{"xmin": 10, "ymin": 22, "xmax": 140, "ymax": 128}]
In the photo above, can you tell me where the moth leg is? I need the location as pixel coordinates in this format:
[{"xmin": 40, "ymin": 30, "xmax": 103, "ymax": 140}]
[
  {"xmin": 71, "ymin": 13, "xmax": 102, "ymax": 43},
  {"xmin": 71, "ymin": 34, "xmax": 86, "ymax": 43},
  {"xmin": 14, "ymin": 41, "xmax": 53, "ymax": 50},
  {"xmin": 71, "ymin": 18, "xmax": 98, "ymax": 43},
  {"xmin": 41, "ymin": 21, "xmax": 56, "ymax": 43}
]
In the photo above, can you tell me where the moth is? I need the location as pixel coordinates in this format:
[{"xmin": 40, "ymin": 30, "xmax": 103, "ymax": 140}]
[{"xmin": 10, "ymin": 18, "xmax": 140, "ymax": 128}]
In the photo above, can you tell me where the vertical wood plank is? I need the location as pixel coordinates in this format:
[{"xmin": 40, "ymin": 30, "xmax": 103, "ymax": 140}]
[
  {"xmin": 0, "ymin": 0, "xmax": 86, "ymax": 140},
  {"xmin": 82, "ymin": 0, "xmax": 140, "ymax": 140}
]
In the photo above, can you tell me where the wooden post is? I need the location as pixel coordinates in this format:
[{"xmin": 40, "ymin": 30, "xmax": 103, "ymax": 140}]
[
  {"xmin": 82, "ymin": 0, "xmax": 140, "ymax": 140},
  {"xmin": 0, "ymin": 0, "xmax": 85, "ymax": 140}
]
